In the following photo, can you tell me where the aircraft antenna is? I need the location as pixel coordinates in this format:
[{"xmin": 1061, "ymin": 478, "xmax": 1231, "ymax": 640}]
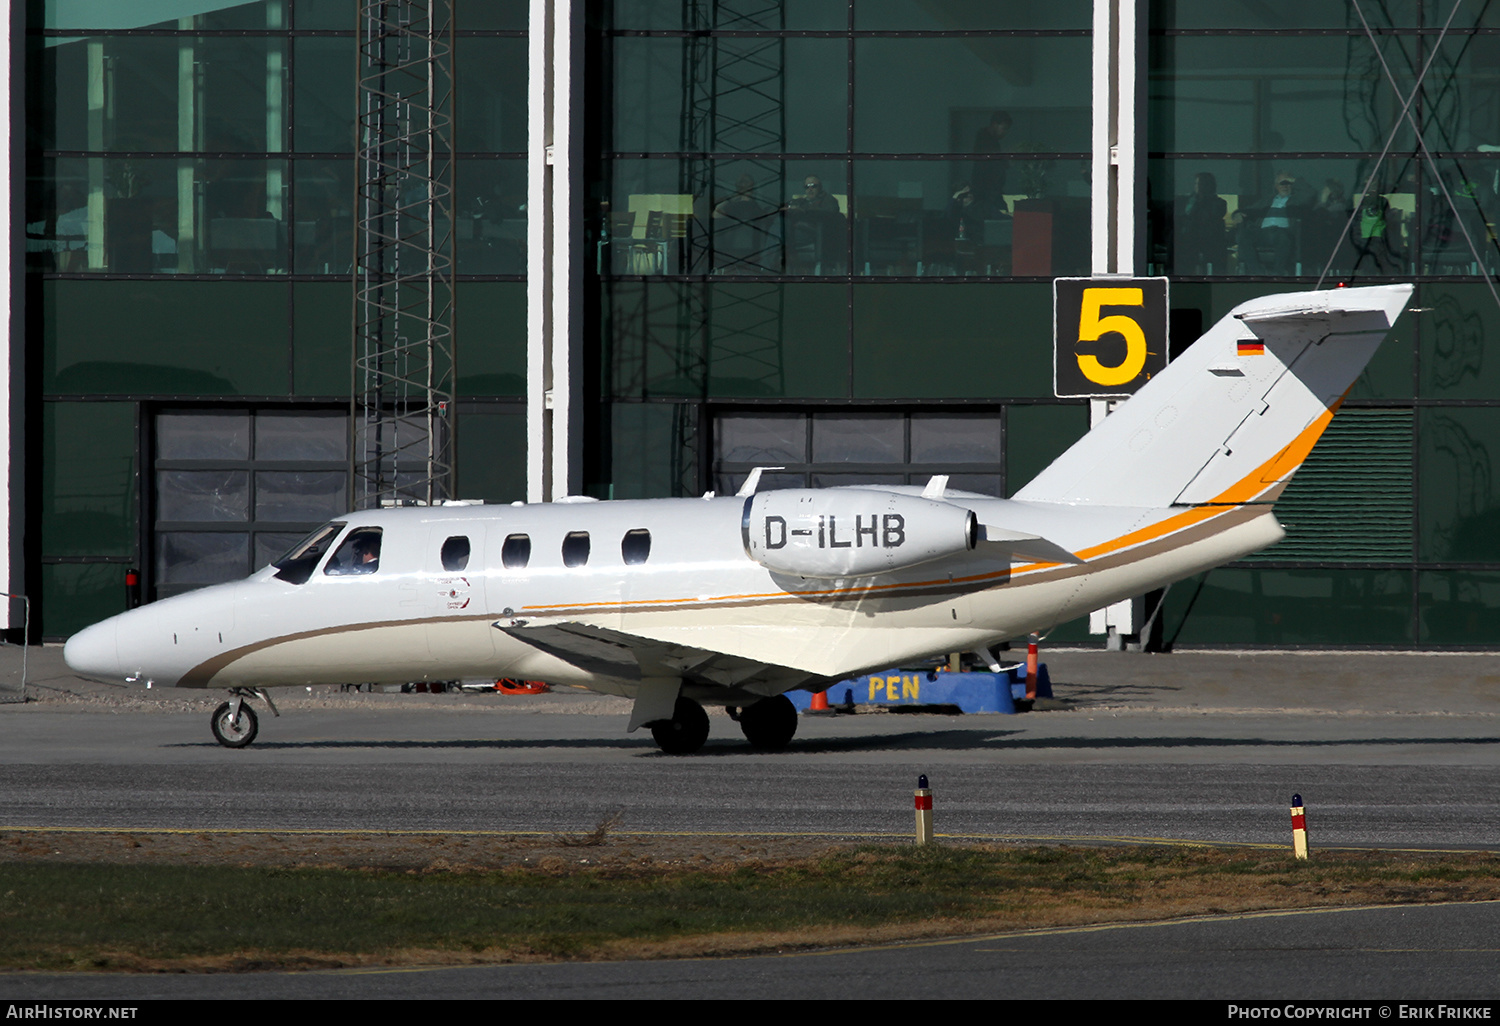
[{"xmin": 353, "ymin": 0, "xmax": 458, "ymax": 508}]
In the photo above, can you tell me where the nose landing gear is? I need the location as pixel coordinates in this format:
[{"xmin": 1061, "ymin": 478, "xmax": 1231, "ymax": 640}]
[{"xmin": 210, "ymin": 688, "xmax": 279, "ymax": 749}]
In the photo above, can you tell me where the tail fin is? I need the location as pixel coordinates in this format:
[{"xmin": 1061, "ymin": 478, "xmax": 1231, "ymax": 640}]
[{"xmin": 1014, "ymin": 284, "xmax": 1413, "ymax": 508}]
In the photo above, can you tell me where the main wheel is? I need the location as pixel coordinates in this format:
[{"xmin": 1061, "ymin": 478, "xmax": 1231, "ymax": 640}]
[
  {"xmin": 211, "ymin": 701, "xmax": 258, "ymax": 748},
  {"xmin": 738, "ymin": 694, "xmax": 798, "ymax": 750},
  {"xmin": 650, "ymin": 697, "xmax": 710, "ymax": 755}
]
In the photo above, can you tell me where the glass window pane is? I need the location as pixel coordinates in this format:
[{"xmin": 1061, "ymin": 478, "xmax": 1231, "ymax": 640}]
[
  {"xmin": 1420, "ymin": 284, "xmax": 1500, "ymax": 399},
  {"xmin": 622, "ymin": 529, "xmax": 651, "ymax": 565},
  {"xmin": 38, "ymin": 35, "xmax": 286, "ymax": 153},
  {"xmin": 1419, "ymin": 408, "xmax": 1500, "ymax": 562},
  {"xmin": 853, "ymin": 283, "xmax": 1056, "ymax": 398},
  {"xmin": 1419, "ymin": 571, "xmax": 1500, "ymax": 644},
  {"xmin": 42, "ymin": 280, "xmax": 289, "ymax": 397},
  {"xmin": 158, "ymin": 470, "xmax": 250, "ymax": 522},
  {"xmin": 293, "ymin": 160, "xmax": 355, "ymax": 275},
  {"xmin": 43, "ymin": 402, "xmax": 138, "ymax": 558},
  {"xmin": 44, "ymin": 1, "xmax": 280, "ymax": 30},
  {"xmin": 294, "ymin": 36, "xmax": 356, "ymax": 152},
  {"xmin": 502, "ymin": 534, "xmax": 531, "ymax": 568},
  {"xmin": 156, "ymin": 531, "xmax": 250, "ymax": 585},
  {"xmin": 254, "ymin": 411, "xmax": 347, "ymax": 461},
  {"xmin": 456, "ymin": 38, "xmax": 527, "ymax": 152},
  {"xmin": 29, "ymin": 157, "xmax": 289, "ymax": 276},
  {"xmin": 945, "ymin": 473, "xmax": 1002, "ymax": 496},
  {"xmin": 854, "ymin": 158, "xmax": 1090, "ymax": 277},
  {"xmin": 256, "ymin": 530, "xmax": 307, "ymax": 572},
  {"xmin": 811, "ymin": 472, "xmax": 906, "ymax": 488},
  {"xmin": 254, "ymin": 471, "xmax": 348, "ymax": 522},
  {"xmin": 325, "ymin": 527, "xmax": 382, "ymax": 575},
  {"xmin": 1152, "ymin": 0, "xmax": 1420, "ymax": 29},
  {"xmin": 911, "ymin": 413, "xmax": 1002, "ymax": 462},
  {"xmin": 562, "ymin": 531, "xmax": 591, "ymax": 567},
  {"xmin": 1161, "ymin": 569, "xmax": 1412, "ymax": 645},
  {"xmin": 855, "ymin": 38, "xmax": 1092, "ymax": 153},
  {"xmin": 1148, "ymin": 34, "xmax": 1417, "ymax": 153},
  {"xmin": 856, "ymin": 0, "xmax": 1092, "ymax": 29},
  {"xmin": 812, "ymin": 413, "xmax": 904, "ymax": 463},
  {"xmin": 158, "ymin": 412, "xmax": 251, "ymax": 460},
  {"xmin": 458, "ymin": 159, "xmax": 527, "ymax": 275},
  {"xmin": 1145, "ymin": 156, "xmax": 1421, "ymax": 279},
  {"xmin": 442, "ymin": 536, "xmax": 471, "ymax": 571},
  {"xmin": 716, "ymin": 413, "xmax": 807, "ymax": 464},
  {"xmin": 606, "ymin": 0, "xmax": 844, "ymax": 30}
]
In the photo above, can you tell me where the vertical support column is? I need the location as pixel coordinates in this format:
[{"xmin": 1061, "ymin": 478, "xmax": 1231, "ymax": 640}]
[
  {"xmin": 527, "ymin": 0, "xmax": 581, "ymax": 502},
  {"xmin": 1090, "ymin": 0, "xmax": 1144, "ymax": 648},
  {"xmin": 1090, "ymin": 0, "xmax": 1139, "ymax": 277},
  {"xmin": 1, "ymin": 0, "xmax": 13, "ymax": 629},
  {"xmin": 176, "ymin": 29, "xmax": 197, "ymax": 272}
]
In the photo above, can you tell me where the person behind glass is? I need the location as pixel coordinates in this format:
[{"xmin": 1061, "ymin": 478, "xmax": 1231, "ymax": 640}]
[
  {"xmin": 1349, "ymin": 176, "xmax": 1403, "ymax": 275},
  {"xmin": 788, "ymin": 176, "xmax": 840, "ymax": 214},
  {"xmin": 1235, "ymin": 171, "xmax": 1304, "ymax": 275},
  {"xmin": 785, "ymin": 176, "xmax": 844, "ymax": 270},
  {"xmin": 713, "ymin": 174, "xmax": 771, "ymax": 272},
  {"xmin": 971, "ymin": 110, "xmax": 1013, "ymax": 216},
  {"xmin": 1178, "ymin": 172, "xmax": 1228, "ymax": 273}
]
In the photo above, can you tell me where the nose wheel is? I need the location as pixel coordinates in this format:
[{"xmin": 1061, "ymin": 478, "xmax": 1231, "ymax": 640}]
[
  {"xmin": 211, "ymin": 701, "xmax": 258, "ymax": 748},
  {"xmin": 209, "ymin": 688, "xmax": 278, "ymax": 748}
]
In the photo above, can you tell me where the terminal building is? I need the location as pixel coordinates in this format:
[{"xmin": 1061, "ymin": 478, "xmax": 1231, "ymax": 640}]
[{"xmin": 13, "ymin": 0, "xmax": 1500, "ymax": 648}]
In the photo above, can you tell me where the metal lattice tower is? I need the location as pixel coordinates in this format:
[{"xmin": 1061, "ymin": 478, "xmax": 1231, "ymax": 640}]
[
  {"xmin": 354, "ymin": 1, "xmax": 457, "ymax": 508},
  {"xmin": 675, "ymin": 0, "xmax": 788, "ymax": 492}
]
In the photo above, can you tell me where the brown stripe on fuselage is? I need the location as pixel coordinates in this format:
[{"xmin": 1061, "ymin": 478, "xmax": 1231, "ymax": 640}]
[{"xmin": 177, "ymin": 503, "xmax": 1277, "ymax": 688}]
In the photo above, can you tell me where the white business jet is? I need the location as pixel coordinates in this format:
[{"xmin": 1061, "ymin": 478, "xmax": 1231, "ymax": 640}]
[{"xmin": 64, "ymin": 284, "xmax": 1413, "ymax": 754}]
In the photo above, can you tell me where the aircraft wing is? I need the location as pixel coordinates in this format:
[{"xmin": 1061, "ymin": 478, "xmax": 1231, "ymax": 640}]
[{"xmin": 494, "ymin": 620, "xmax": 800, "ymax": 690}]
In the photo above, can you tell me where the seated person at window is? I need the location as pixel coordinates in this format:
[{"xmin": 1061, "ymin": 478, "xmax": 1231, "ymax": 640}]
[
  {"xmin": 1234, "ymin": 172, "xmax": 1308, "ymax": 275},
  {"xmin": 325, "ymin": 529, "xmax": 382, "ymax": 575}
]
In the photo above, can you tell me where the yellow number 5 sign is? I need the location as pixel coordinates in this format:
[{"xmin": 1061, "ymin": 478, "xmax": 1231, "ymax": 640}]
[{"xmin": 1053, "ymin": 277, "xmax": 1169, "ymax": 398}]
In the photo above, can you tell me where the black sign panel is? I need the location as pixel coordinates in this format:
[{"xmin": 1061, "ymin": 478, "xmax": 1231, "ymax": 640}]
[{"xmin": 1053, "ymin": 277, "xmax": 1169, "ymax": 398}]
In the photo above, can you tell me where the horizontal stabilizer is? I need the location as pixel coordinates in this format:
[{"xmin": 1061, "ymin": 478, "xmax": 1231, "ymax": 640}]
[{"xmin": 979, "ymin": 524, "xmax": 1084, "ymax": 565}]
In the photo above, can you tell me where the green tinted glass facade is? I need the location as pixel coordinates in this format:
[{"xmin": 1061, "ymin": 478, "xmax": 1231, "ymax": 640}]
[
  {"xmin": 22, "ymin": 1, "xmax": 1500, "ymax": 648},
  {"xmin": 28, "ymin": 1, "xmax": 526, "ymax": 634}
]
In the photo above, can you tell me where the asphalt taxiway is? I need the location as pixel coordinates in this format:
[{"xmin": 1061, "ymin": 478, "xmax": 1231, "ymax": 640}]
[{"xmin": 1, "ymin": 644, "xmax": 1497, "ymax": 998}]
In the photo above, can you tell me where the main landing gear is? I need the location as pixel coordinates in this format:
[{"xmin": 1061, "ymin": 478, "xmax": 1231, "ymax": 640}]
[
  {"xmin": 647, "ymin": 695, "xmax": 801, "ymax": 755},
  {"xmin": 210, "ymin": 688, "xmax": 279, "ymax": 749},
  {"xmin": 650, "ymin": 697, "xmax": 711, "ymax": 755},
  {"xmin": 736, "ymin": 695, "xmax": 798, "ymax": 751}
]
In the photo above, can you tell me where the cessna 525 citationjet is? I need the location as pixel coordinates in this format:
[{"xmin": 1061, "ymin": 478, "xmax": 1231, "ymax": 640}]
[{"xmin": 64, "ymin": 284, "xmax": 1413, "ymax": 754}]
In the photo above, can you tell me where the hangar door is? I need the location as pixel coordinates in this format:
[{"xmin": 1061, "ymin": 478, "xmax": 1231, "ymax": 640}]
[
  {"xmin": 153, "ymin": 410, "xmax": 349, "ymax": 599},
  {"xmin": 713, "ymin": 411, "xmax": 1004, "ymax": 496}
]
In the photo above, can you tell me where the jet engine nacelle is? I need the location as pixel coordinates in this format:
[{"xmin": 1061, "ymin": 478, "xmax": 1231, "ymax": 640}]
[{"xmin": 741, "ymin": 489, "xmax": 978, "ymax": 578}]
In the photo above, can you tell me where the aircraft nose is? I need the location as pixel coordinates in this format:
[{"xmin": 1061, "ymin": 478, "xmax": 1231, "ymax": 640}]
[{"xmin": 63, "ymin": 617, "xmax": 121, "ymax": 681}]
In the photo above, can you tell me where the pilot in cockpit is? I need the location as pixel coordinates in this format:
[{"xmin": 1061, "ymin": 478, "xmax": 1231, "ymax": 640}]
[{"xmin": 325, "ymin": 529, "xmax": 382, "ymax": 576}]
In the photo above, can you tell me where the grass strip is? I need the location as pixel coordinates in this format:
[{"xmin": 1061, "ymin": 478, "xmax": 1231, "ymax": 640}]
[{"xmin": 3, "ymin": 845, "xmax": 1499, "ymax": 972}]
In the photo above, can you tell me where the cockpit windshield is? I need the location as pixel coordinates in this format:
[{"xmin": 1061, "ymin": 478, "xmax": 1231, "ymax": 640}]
[
  {"xmin": 272, "ymin": 522, "xmax": 346, "ymax": 585},
  {"xmin": 324, "ymin": 527, "xmax": 383, "ymax": 576}
]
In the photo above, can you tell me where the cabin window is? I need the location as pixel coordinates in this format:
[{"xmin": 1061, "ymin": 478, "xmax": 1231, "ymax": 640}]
[
  {"xmin": 324, "ymin": 528, "xmax": 383, "ymax": 575},
  {"xmin": 502, "ymin": 533, "xmax": 531, "ymax": 568},
  {"xmin": 441, "ymin": 536, "xmax": 470, "ymax": 571},
  {"xmin": 562, "ymin": 531, "xmax": 591, "ymax": 567},
  {"xmin": 271, "ymin": 522, "xmax": 346, "ymax": 585},
  {"xmin": 622, "ymin": 529, "xmax": 651, "ymax": 565}
]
